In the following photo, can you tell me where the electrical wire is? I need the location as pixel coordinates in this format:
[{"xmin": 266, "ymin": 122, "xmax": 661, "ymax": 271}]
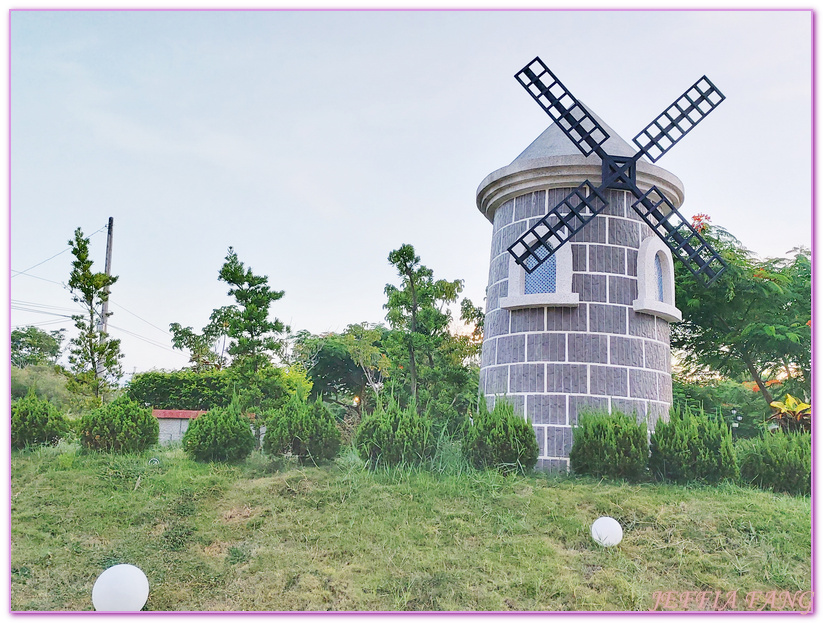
[
  {"xmin": 9, "ymin": 305, "xmax": 74, "ymax": 318},
  {"xmin": 110, "ymin": 301, "xmax": 172, "ymax": 336},
  {"xmin": 106, "ymin": 323, "xmax": 178, "ymax": 354},
  {"xmin": 11, "ymin": 299, "xmax": 81, "ymax": 314},
  {"xmin": 11, "ymin": 223, "xmax": 107, "ymax": 278},
  {"xmin": 9, "ymin": 272, "xmax": 66, "ymax": 287},
  {"xmin": 13, "ymin": 318, "xmax": 73, "ymax": 328}
]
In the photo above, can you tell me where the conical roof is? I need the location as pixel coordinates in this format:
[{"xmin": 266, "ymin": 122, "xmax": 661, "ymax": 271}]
[
  {"xmin": 476, "ymin": 102, "xmax": 685, "ymax": 222},
  {"xmin": 511, "ymin": 101, "xmax": 636, "ymax": 164}
]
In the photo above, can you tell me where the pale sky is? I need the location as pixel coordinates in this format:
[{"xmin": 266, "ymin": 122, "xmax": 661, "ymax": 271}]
[{"xmin": 9, "ymin": 9, "xmax": 813, "ymax": 379}]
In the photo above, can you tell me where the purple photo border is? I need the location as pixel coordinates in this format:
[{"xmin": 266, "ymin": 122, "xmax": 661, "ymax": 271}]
[{"xmin": 5, "ymin": 6, "xmax": 817, "ymax": 617}]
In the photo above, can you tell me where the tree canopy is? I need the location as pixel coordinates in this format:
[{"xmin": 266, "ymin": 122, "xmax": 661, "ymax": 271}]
[
  {"xmin": 672, "ymin": 221, "xmax": 810, "ymax": 407},
  {"xmin": 11, "ymin": 326, "xmax": 65, "ymax": 368},
  {"xmin": 383, "ymin": 244, "xmax": 479, "ymax": 434}
]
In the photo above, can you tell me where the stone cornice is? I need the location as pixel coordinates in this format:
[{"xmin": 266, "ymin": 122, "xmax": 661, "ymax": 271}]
[{"xmin": 476, "ymin": 155, "xmax": 685, "ymax": 223}]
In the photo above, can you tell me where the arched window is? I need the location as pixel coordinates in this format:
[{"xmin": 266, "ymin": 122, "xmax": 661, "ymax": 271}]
[
  {"xmin": 633, "ymin": 237, "xmax": 682, "ymax": 322},
  {"xmin": 500, "ymin": 243, "xmax": 578, "ymax": 310}
]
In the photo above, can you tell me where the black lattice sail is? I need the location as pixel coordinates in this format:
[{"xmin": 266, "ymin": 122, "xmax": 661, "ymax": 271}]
[
  {"xmin": 510, "ymin": 181, "xmax": 608, "ymax": 274},
  {"xmin": 508, "ymin": 57, "xmax": 728, "ymax": 287}
]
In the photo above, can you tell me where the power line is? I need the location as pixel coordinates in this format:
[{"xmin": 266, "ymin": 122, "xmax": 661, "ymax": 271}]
[
  {"xmin": 9, "ymin": 272, "xmax": 67, "ymax": 287},
  {"xmin": 10, "ymin": 305, "xmax": 74, "ymax": 318},
  {"xmin": 107, "ymin": 323, "xmax": 177, "ymax": 354},
  {"xmin": 11, "ymin": 299, "xmax": 80, "ymax": 313},
  {"xmin": 111, "ymin": 301, "xmax": 171, "ymax": 336},
  {"xmin": 11, "ymin": 223, "xmax": 107, "ymax": 279},
  {"xmin": 13, "ymin": 318, "xmax": 73, "ymax": 328}
]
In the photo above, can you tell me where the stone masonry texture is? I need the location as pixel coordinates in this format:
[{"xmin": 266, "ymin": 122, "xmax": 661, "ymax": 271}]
[{"xmin": 479, "ymin": 188, "xmax": 675, "ymax": 472}]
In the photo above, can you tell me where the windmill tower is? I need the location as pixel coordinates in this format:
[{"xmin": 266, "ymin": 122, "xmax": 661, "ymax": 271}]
[{"xmin": 477, "ymin": 58, "xmax": 726, "ymax": 471}]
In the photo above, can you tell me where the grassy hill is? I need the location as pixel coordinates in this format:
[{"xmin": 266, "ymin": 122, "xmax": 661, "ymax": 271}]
[{"xmin": 11, "ymin": 443, "xmax": 811, "ymax": 612}]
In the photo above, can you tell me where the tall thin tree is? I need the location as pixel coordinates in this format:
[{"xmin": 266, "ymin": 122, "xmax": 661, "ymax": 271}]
[{"xmin": 67, "ymin": 228, "xmax": 123, "ymax": 399}]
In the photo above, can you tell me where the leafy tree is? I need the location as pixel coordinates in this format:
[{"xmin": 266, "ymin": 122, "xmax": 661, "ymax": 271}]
[
  {"xmin": 169, "ymin": 322, "xmax": 227, "ymax": 372},
  {"xmin": 167, "ymin": 248, "xmax": 289, "ymax": 422},
  {"xmin": 292, "ymin": 330, "xmax": 367, "ymax": 414},
  {"xmin": 209, "ymin": 247, "xmax": 287, "ymax": 376},
  {"xmin": 459, "ymin": 297, "xmax": 485, "ymax": 361},
  {"xmin": 384, "ymin": 244, "xmax": 463, "ymax": 404},
  {"xmin": 672, "ymin": 220, "xmax": 810, "ymax": 408},
  {"xmin": 339, "ymin": 323, "xmax": 392, "ymax": 400},
  {"xmin": 66, "ymin": 228, "xmax": 123, "ymax": 399},
  {"xmin": 11, "ymin": 326, "xmax": 65, "ymax": 368},
  {"xmin": 382, "ymin": 244, "xmax": 480, "ymax": 435}
]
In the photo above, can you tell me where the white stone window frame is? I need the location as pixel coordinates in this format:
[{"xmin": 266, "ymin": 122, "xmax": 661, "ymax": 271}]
[
  {"xmin": 633, "ymin": 236, "xmax": 682, "ymax": 322},
  {"xmin": 499, "ymin": 243, "xmax": 579, "ymax": 310}
]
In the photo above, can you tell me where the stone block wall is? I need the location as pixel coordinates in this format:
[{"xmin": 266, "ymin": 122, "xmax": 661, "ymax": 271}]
[{"xmin": 479, "ymin": 187, "xmax": 674, "ymax": 471}]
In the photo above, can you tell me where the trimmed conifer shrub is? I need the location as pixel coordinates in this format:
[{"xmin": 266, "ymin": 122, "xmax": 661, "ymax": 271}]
[
  {"xmin": 182, "ymin": 396, "xmax": 255, "ymax": 463},
  {"xmin": 737, "ymin": 432, "xmax": 810, "ymax": 496},
  {"xmin": 649, "ymin": 406, "xmax": 738, "ymax": 484},
  {"xmin": 11, "ymin": 388, "xmax": 70, "ymax": 449},
  {"xmin": 569, "ymin": 410, "xmax": 648, "ymax": 481},
  {"xmin": 263, "ymin": 393, "xmax": 341, "ymax": 464},
  {"xmin": 462, "ymin": 398, "xmax": 538, "ymax": 475},
  {"xmin": 354, "ymin": 397, "xmax": 433, "ymax": 468},
  {"xmin": 79, "ymin": 395, "xmax": 158, "ymax": 453}
]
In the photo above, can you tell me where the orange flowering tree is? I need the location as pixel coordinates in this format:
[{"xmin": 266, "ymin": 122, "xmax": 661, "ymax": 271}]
[{"xmin": 671, "ymin": 218, "xmax": 810, "ymax": 409}]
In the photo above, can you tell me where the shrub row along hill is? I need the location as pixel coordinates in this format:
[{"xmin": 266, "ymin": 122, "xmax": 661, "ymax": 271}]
[
  {"xmin": 570, "ymin": 406, "xmax": 810, "ymax": 496},
  {"xmin": 11, "ymin": 390, "xmax": 538, "ymax": 476},
  {"xmin": 12, "ymin": 391, "xmax": 809, "ymax": 495}
]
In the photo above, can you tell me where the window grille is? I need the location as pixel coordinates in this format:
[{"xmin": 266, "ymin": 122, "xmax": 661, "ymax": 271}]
[{"xmin": 525, "ymin": 254, "xmax": 557, "ymax": 294}]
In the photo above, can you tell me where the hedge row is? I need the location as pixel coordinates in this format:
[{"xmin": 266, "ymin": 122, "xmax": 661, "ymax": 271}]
[{"xmin": 570, "ymin": 406, "xmax": 810, "ymax": 496}]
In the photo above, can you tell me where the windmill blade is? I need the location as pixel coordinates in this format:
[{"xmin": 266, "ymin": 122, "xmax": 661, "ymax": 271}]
[
  {"xmin": 632, "ymin": 76, "xmax": 725, "ymax": 163},
  {"xmin": 515, "ymin": 57, "xmax": 610, "ymax": 158},
  {"xmin": 508, "ymin": 181, "xmax": 609, "ymax": 273},
  {"xmin": 631, "ymin": 187, "xmax": 728, "ymax": 286}
]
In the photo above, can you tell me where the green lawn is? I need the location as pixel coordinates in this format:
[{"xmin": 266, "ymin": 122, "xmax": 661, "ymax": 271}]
[{"xmin": 10, "ymin": 443, "xmax": 811, "ymax": 611}]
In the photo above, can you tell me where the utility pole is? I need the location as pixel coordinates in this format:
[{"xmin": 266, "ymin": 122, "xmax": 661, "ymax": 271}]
[
  {"xmin": 100, "ymin": 217, "xmax": 114, "ymax": 335},
  {"xmin": 96, "ymin": 217, "xmax": 114, "ymax": 381}
]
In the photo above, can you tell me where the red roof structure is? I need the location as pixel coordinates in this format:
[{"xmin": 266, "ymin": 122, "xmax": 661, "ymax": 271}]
[{"xmin": 152, "ymin": 409, "xmax": 206, "ymax": 420}]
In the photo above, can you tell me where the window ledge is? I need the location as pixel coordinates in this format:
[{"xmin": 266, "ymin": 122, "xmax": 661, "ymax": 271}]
[
  {"xmin": 632, "ymin": 298, "xmax": 682, "ymax": 323},
  {"xmin": 500, "ymin": 292, "xmax": 579, "ymax": 310}
]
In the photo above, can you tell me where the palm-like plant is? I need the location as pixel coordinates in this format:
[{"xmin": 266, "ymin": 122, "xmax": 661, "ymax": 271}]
[{"xmin": 768, "ymin": 394, "xmax": 811, "ymax": 433}]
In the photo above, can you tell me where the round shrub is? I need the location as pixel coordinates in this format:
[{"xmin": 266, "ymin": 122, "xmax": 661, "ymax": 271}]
[
  {"xmin": 569, "ymin": 410, "xmax": 648, "ymax": 480},
  {"xmin": 649, "ymin": 406, "xmax": 738, "ymax": 484},
  {"xmin": 11, "ymin": 388, "xmax": 70, "ymax": 449},
  {"xmin": 737, "ymin": 431, "xmax": 810, "ymax": 496},
  {"xmin": 79, "ymin": 396, "xmax": 158, "ymax": 453},
  {"xmin": 462, "ymin": 398, "xmax": 538, "ymax": 475},
  {"xmin": 354, "ymin": 397, "xmax": 433, "ymax": 468},
  {"xmin": 182, "ymin": 397, "xmax": 255, "ymax": 463},
  {"xmin": 263, "ymin": 394, "xmax": 341, "ymax": 464}
]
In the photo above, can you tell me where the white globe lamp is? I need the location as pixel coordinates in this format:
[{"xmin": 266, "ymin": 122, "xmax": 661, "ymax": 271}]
[
  {"xmin": 591, "ymin": 516, "xmax": 623, "ymax": 547},
  {"xmin": 92, "ymin": 564, "xmax": 150, "ymax": 611}
]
